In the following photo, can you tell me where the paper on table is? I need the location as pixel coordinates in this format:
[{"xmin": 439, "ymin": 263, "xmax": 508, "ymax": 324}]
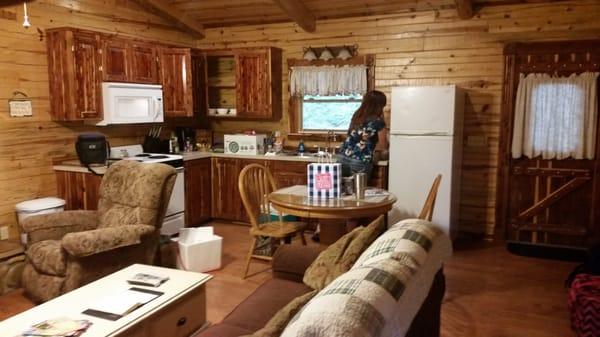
[{"xmin": 87, "ymin": 288, "xmax": 159, "ymax": 317}]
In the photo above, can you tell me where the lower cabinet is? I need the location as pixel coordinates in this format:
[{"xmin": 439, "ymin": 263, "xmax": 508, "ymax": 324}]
[
  {"xmin": 211, "ymin": 158, "xmax": 244, "ymax": 222},
  {"xmin": 184, "ymin": 158, "xmax": 212, "ymax": 226},
  {"xmin": 269, "ymin": 161, "xmax": 307, "ymax": 188},
  {"xmin": 56, "ymin": 171, "xmax": 102, "ymax": 210}
]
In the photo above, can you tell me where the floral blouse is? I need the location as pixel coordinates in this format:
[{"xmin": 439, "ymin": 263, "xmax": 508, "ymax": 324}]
[{"xmin": 340, "ymin": 118, "xmax": 386, "ymax": 163}]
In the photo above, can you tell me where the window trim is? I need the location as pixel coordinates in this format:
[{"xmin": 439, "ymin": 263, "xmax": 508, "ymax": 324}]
[{"xmin": 287, "ymin": 54, "xmax": 376, "ymax": 140}]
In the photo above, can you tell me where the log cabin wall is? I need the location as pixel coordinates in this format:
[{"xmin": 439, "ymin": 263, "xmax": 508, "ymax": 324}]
[
  {"xmin": 0, "ymin": 1, "xmax": 195, "ymax": 239},
  {"xmin": 198, "ymin": 0, "xmax": 600, "ymax": 237}
]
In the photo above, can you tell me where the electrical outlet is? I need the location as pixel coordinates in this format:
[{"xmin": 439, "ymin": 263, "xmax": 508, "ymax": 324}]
[{"xmin": 0, "ymin": 226, "xmax": 9, "ymax": 240}]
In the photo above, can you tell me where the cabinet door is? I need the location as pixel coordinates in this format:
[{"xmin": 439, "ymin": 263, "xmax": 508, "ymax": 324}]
[
  {"xmin": 185, "ymin": 158, "xmax": 212, "ymax": 226},
  {"xmin": 236, "ymin": 51, "xmax": 269, "ymax": 118},
  {"xmin": 270, "ymin": 161, "xmax": 308, "ymax": 188},
  {"xmin": 159, "ymin": 48, "xmax": 193, "ymax": 117},
  {"xmin": 102, "ymin": 39, "xmax": 129, "ymax": 82},
  {"xmin": 131, "ymin": 43, "xmax": 159, "ymax": 84},
  {"xmin": 73, "ymin": 32, "xmax": 102, "ymax": 120},
  {"xmin": 191, "ymin": 51, "xmax": 208, "ymax": 117},
  {"xmin": 56, "ymin": 171, "xmax": 102, "ymax": 210},
  {"xmin": 211, "ymin": 158, "xmax": 243, "ymax": 221}
]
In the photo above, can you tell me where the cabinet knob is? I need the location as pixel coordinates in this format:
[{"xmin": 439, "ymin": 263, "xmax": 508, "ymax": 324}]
[{"xmin": 177, "ymin": 317, "xmax": 187, "ymax": 327}]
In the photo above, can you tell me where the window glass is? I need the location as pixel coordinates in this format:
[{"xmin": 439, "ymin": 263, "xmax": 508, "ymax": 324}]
[{"xmin": 301, "ymin": 94, "xmax": 362, "ymax": 131}]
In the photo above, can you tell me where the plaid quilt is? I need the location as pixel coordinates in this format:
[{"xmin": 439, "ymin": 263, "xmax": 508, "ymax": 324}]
[{"xmin": 281, "ymin": 219, "xmax": 450, "ymax": 337}]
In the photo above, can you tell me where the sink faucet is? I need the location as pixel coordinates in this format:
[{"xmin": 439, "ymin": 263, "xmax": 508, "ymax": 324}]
[{"xmin": 326, "ymin": 130, "xmax": 337, "ymax": 155}]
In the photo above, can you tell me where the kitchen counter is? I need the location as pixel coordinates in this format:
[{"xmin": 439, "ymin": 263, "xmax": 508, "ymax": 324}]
[{"xmin": 54, "ymin": 152, "xmax": 388, "ymax": 174}]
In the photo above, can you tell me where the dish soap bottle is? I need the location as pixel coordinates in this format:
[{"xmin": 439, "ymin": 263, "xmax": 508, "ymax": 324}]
[{"xmin": 297, "ymin": 139, "xmax": 305, "ymax": 156}]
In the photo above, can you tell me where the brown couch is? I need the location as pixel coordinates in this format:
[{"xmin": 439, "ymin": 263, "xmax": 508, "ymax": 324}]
[{"xmin": 198, "ymin": 244, "xmax": 445, "ymax": 337}]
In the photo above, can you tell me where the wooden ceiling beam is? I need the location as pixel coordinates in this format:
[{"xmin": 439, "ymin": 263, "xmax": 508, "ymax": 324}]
[
  {"xmin": 454, "ymin": 0, "xmax": 474, "ymax": 19},
  {"xmin": 136, "ymin": 0, "xmax": 205, "ymax": 39},
  {"xmin": 272, "ymin": 0, "xmax": 316, "ymax": 32}
]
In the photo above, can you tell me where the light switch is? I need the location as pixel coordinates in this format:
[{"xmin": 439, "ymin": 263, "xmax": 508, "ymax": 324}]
[{"xmin": 0, "ymin": 226, "xmax": 9, "ymax": 240}]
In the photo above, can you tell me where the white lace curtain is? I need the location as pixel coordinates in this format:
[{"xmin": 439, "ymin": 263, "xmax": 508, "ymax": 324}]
[
  {"xmin": 511, "ymin": 72, "xmax": 599, "ymax": 160},
  {"xmin": 290, "ymin": 65, "xmax": 367, "ymax": 96}
]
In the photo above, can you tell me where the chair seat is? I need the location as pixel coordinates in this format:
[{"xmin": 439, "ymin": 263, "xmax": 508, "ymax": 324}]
[
  {"xmin": 26, "ymin": 240, "xmax": 66, "ymax": 276},
  {"xmin": 250, "ymin": 221, "xmax": 307, "ymax": 238}
]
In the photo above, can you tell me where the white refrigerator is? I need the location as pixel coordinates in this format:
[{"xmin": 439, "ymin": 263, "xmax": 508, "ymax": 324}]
[{"xmin": 388, "ymin": 85, "xmax": 465, "ymax": 238}]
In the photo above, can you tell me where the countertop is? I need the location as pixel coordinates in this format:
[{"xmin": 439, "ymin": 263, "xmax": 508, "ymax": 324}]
[{"xmin": 53, "ymin": 152, "xmax": 388, "ymax": 174}]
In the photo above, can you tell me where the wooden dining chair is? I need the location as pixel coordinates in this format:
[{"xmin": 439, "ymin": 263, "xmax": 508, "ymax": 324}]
[
  {"xmin": 418, "ymin": 174, "xmax": 442, "ymax": 222},
  {"xmin": 238, "ymin": 163, "xmax": 307, "ymax": 278}
]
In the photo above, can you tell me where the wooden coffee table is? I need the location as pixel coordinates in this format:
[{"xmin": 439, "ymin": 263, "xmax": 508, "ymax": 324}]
[{"xmin": 0, "ymin": 264, "xmax": 212, "ymax": 337}]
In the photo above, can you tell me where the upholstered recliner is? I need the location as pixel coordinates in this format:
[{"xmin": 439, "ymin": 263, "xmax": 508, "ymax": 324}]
[{"xmin": 20, "ymin": 160, "xmax": 177, "ymax": 302}]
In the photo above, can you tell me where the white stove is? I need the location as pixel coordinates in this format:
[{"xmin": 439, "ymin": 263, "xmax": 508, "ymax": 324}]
[{"xmin": 111, "ymin": 145, "xmax": 185, "ymax": 236}]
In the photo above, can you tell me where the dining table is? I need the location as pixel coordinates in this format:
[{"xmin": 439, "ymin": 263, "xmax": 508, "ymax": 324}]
[{"xmin": 268, "ymin": 185, "xmax": 397, "ymax": 244}]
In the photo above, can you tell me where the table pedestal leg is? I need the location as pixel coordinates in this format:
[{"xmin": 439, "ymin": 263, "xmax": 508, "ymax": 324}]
[{"xmin": 319, "ymin": 219, "xmax": 347, "ymax": 245}]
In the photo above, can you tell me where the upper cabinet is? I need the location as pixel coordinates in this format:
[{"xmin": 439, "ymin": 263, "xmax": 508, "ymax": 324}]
[
  {"xmin": 159, "ymin": 48, "xmax": 193, "ymax": 118},
  {"xmin": 130, "ymin": 43, "xmax": 159, "ymax": 84},
  {"xmin": 102, "ymin": 39, "xmax": 159, "ymax": 84},
  {"xmin": 204, "ymin": 47, "xmax": 282, "ymax": 120},
  {"xmin": 47, "ymin": 29, "xmax": 102, "ymax": 121}
]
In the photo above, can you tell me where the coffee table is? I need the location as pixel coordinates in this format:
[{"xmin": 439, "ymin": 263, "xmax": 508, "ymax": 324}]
[{"xmin": 0, "ymin": 264, "xmax": 212, "ymax": 337}]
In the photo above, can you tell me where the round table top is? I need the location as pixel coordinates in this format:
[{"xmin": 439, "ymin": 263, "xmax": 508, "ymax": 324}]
[{"xmin": 268, "ymin": 185, "xmax": 397, "ymax": 219}]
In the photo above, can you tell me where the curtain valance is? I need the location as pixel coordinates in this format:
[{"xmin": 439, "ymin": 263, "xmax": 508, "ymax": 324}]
[{"xmin": 290, "ymin": 65, "xmax": 367, "ymax": 96}]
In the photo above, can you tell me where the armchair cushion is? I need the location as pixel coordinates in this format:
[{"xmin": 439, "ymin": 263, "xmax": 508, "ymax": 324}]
[
  {"xmin": 61, "ymin": 224, "xmax": 156, "ymax": 257},
  {"xmin": 21, "ymin": 211, "xmax": 98, "ymax": 244},
  {"xmin": 26, "ymin": 240, "xmax": 66, "ymax": 276}
]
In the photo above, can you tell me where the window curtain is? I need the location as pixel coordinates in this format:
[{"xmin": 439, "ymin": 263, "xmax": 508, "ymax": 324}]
[
  {"xmin": 290, "ymin": 65, "xmax": 367, "ymax": 96},
  {"xmin": 511, "ymin": 72, "xmax": 599, "ymax": 160}
]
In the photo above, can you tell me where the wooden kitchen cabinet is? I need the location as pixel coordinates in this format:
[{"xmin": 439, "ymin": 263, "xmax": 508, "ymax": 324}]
[
  {"xmin": 47, "ymin": 29, "xmax": 102, "ymax": 121},
  {"xmin": 55, "ymin": 170, "xmax": 102, "ymax": 210},
  {"xmin": 269, "ymin": 161, "xmax": 308, "ymax": 188},
  {"xmin": 211, "ymin": 158, "xmax": 244, "ymax": 221},
  {"xmin": 159, "ymin": 48, "xmax": 193, "ymax": 118},
  {"xmin": 185, "ymin": 158, "xmax": 212, "ymax": 226},
  {"xmin": 102, "ymin": 38, "xmax": 130, "ymax": 82},
  {"xmin": 130, "ymin": 43, "xmax": 159, "ymax": 84},
  {"xmin": 204, "ymin": 47, "xmax": 282, "ymax": 120}
]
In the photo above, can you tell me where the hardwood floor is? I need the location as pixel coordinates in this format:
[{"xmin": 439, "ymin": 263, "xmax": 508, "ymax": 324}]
[{"xmin": 0, "ymin": 222, "xmax": 577, "ymax": 336}]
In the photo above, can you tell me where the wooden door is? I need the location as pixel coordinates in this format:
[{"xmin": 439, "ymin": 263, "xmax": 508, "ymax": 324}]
[
  {"xmin": 185, "ymin": 158, "xmax": 212, "ymax": 226},
  {"xmin": 211, "ymin": 158, "xmax": 243, "ymax": 221},
  {"xmin": 497, "ymin": 40, "xmax": 600, "ymax": 248},
  {"xmin": 102, "ymin": 39, "xmax": 129, "ymax": 82},
  {"xmin": 73, "ymin": 32, "xmax": 102, "ymax": 120},
  {"xmin": 56, "ymin": 171, "xmax": 102, "ymax": 210},
  {"xmin": 191, "ymin": 51, "xmax": 208, "ymax": 117},
  {"xmin": 159, "ymin": 48, "xmax": 193, "ymax": 117},
  {"xmin": 131, "ymin": 43, "xmax": 159, "ymax": 84},
  {"xmin": 236, "ymin": 50, "xmax": 269, "ymax": 118}
]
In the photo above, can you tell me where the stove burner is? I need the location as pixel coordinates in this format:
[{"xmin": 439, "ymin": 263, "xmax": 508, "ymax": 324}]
[
  {"xmin": 148, "ymin": 155, "xmax": 169, "ymax": 159},
  {"xmin": 135, "ymin": 153, "xmax": 151, "ymax": 157}
]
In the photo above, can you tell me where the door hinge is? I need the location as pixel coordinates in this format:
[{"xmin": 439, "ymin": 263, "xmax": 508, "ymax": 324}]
[
  {"xmin": 71, "ymin": 45, "xmax": 75, "ymax": 52},
  {"xmin": 99, "ymin": 66, "xmax": 103, "ymax": 72}
]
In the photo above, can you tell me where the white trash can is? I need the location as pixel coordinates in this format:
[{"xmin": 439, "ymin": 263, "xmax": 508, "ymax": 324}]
[
  {"xmin": 174, "ymin": 227, "xmax": 222, "ymax": 273},
  {"xmin": 15, "ymin": 197, "xmax": 66, "ymax": 244}
]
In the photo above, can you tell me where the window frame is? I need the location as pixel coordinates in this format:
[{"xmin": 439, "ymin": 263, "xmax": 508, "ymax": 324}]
[{"xmin": 287, "ymin": 54, "xmax": 375, "ymax": 140}]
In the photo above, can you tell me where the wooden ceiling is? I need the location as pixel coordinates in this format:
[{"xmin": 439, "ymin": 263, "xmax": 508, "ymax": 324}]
[{"xmin": 136, "ymin": 0, "xmax": 561, "ymax": 39}]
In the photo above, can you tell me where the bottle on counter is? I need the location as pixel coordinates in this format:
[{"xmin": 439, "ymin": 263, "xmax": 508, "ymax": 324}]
[{"xmin": 297, "ymin": 139, "xmax": 305, "ymax": 155}]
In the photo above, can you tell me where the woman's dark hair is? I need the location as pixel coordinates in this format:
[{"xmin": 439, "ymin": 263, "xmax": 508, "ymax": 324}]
[{"xmin": 348, "ymin": 90, "xmax": 387, "ymax": 132}]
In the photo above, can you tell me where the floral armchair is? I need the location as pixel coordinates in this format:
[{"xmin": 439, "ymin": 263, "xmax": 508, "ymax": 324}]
[{"xmin": 20, "ymin": 160, "xmax": 177, "ymax": 302}]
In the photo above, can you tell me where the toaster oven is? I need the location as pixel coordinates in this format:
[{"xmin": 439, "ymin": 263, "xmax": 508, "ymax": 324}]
[{"xmin": 224, "ymin": 134, "xmax": 267, "ymax": 155}]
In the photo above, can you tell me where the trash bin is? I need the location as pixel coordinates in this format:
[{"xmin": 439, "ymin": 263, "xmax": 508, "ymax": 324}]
[
  {"xmin": 15, "ymin": 197, "xmax": 66, "ymax": 245},
  {"xmin": 175, "ymin": 227, "xmax": 222, "ymax": 273}
]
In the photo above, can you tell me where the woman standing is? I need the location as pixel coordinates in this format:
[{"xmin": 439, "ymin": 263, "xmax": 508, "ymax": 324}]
[{"xmin": 338, "ymin": 90, "xmax": 389, "ymax": 179}]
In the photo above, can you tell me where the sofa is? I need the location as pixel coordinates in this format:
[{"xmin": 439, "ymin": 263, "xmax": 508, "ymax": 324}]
[
  {"xmin": 20, "ymin": 160, "xmax": 177, "ymax": 302},
  {"xmin": 198, "ymin": 219, "xmax": 452, "ymax": 337}
]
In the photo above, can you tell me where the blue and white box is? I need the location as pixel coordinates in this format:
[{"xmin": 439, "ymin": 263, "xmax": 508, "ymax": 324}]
[{"xmin": 307, "ymin": 163, "xmax": 341, "ymax": 199}]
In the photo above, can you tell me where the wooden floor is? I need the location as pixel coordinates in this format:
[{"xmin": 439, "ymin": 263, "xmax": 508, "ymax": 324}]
[{"xmin": 0, "ymin": 222, "xmax": 577, "ymax": 336}]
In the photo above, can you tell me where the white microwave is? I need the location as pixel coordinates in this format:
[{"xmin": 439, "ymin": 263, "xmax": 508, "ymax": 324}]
[{"xmin": 98, "ymin": 82, "xmax": 164, "ymax": 126}]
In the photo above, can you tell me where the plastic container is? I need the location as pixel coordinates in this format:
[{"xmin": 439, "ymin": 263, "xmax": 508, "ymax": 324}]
[
  {"xmin": 175, "ymin": 227, "xmax": 222, "ymax": 272},
  {"xmin": 15, "ymin": 197, "xmax": 66, "ymax": 244}
]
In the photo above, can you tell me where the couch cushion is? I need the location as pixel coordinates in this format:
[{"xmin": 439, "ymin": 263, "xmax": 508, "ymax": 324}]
[
  {"xmin": 26, "ymin": 240, "xmax": 66, "ymax": 276},
  {"xmin": 281, "ymin": 219, "xmax": 452, "ymax": 337},
  {"xmin": 222, "ymin": 278, "xmax": 312, "ymax": 333},
  {"xmin": 303, "ymin": 215, "xmax": 385, "ymax": 290}
]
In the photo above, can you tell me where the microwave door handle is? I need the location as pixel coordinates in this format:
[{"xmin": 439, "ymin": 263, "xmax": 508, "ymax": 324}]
[{"xmin": 154, "ymin": 97, "xmax": 160, "ymax": 121}]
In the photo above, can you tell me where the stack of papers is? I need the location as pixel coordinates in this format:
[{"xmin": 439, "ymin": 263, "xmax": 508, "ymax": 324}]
[
  {"xmin": 18, "ymin": 317, "xmax": 92, "ymax": 337},
  {"xmin": 83, "ymin": 287, "xmax": 162, "ymax": 321}
]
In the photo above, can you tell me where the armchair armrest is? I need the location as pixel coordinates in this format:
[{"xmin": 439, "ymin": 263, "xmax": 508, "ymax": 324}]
[
  {"xmin": 272, "ymin": 245, "xmax": 323, "ymax": 282},
  {"xmin": 21, "ymin": 210, "xmax": 99, "ymax": 244},
  {"xmin": 61, "ymin": 224, "xmax": 156, "ymax": 257}
]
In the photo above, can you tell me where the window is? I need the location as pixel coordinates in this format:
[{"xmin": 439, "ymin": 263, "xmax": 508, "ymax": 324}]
[
  {"xmin": 300, "ymin": 94, "xmax": 362, "ymax": 132},
  {"xmin": 511, "ymin": 72, "xmax": 599, "ymax": 160}
]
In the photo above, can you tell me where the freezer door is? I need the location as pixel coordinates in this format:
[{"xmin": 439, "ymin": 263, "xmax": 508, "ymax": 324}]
[
  {"xmin": 391, "ymin": 86, "xmax": 457, "ymax": 135},
  {"xmin": 388, "ymin": 135, "xmax": 459, "ymax": 237}
]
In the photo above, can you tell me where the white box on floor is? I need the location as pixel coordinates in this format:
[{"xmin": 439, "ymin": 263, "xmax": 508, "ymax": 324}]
[{"xmin": 175, "ymin": 227, "xmax": 222, "ymax": 272}]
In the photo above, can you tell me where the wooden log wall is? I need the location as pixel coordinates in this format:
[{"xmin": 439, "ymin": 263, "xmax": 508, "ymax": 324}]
[
  {"xmin": 198, "ymin": 0, "xmax": 600, "ymax": 237},
  {"xmin": 0, "ymin": 0, "xmax": 195, "ymax": 239}
]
